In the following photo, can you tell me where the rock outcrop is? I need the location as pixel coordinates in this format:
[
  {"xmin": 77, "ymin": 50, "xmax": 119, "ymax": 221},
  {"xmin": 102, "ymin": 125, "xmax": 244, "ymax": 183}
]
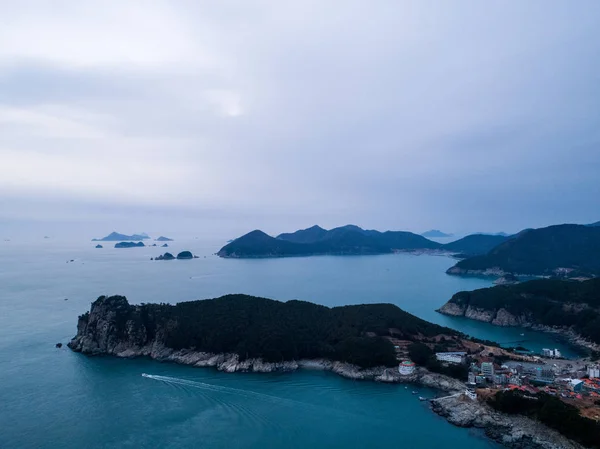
[{"xmin": 431, "ymin": 395, "xmax": 583, "ymax": 449}]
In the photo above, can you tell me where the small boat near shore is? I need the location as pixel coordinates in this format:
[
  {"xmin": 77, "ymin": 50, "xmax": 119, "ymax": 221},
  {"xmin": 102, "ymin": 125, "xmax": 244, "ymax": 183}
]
[{"xmin": 419, "ymin": 397, "xmax": 427, "ymax": 401}]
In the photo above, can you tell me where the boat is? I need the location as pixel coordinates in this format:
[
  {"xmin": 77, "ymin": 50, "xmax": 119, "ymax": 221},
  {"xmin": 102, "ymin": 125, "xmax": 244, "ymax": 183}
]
[
  {"xmin": 411, "ymin": 391, "xmax": 418, "ymax": 394},
  {"xmin": 419, "ymin": 397, "xmax": 427, "ymax": 401},
  {"xmin": 404, "ymin": 386, "xmax": 408, "ymax": 389},
  {"xmin": 520, "ymin": 333, "xmax": 525, "ymax": 336}
]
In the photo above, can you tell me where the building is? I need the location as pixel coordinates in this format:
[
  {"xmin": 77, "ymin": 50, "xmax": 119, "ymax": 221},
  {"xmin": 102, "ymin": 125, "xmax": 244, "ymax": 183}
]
[
  {"xmin": 493, "ymin": 374, "xmax": 508, "ymax": 385},
  {"xmin": 435, "ymin": 352, "xmax": 466, "ymax": 364},
  {"xmin": 468, "ymin": 372, "xmax": 476, "ymax": 384},
  {"xmin": 398, "ymin": 360, "xmax": 415, "ymax": 376},
  {"xmin": 588, "ymin": 365, "xmax": 600, "ymax": 379},
  {"xmin": 534, "ymin": 367, "xmax": 555, "ymax": 383},
  {"xmin": 481, "ymin": 362, "xmax": 495, "ymax": 377},
  {"xmin": 542, "ymin": 348, "xmax": 562, "ymax": 358},
  {"xmin": 569, "ymin": 379, "xmax": 584, "ymax": 392},
  {"xmin": 465, "ymin": 383, "xmax": 477, "ymax": 400}
]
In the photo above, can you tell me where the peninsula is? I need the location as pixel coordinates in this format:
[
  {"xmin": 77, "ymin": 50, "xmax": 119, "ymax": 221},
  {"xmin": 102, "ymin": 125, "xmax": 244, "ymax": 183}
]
[
  {"xmin": 68, "ymin": 294, "xmax": 459, "ymax": 369},
  {"xmin": 69, "ymin": 294, "xmax": 597, "ymax": 448},
  {"xmin": 447, "ymin": 224, "xmax": 600, "ymax": 278},
  {"xmin": 438, "ymin": 278, "xmax": 600, "ymax": 351},
  {"xmin": 217, "ymin": 225, "xmax": 505, "ymax": 258}
]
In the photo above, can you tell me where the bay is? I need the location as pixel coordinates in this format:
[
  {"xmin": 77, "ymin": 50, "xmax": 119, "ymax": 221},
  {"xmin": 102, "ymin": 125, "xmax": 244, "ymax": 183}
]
[{"xmin": 0, "ymin": 238, "xmax": 575, "ymax": 448}]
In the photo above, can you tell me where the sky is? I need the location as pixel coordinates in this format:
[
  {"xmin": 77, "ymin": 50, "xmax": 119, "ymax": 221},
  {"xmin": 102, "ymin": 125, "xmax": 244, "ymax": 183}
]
[{"xmin": 1, "ymin": 1, "xmax": 600, "ymax": 239}]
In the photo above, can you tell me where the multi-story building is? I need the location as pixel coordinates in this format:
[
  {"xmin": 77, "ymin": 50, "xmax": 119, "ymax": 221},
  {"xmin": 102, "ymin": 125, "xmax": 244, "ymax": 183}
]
[
  {"xmin": 481, "ymin": 362, "xmax": 495, "ymax": 378},
  {"xmin": 587, "ymin": 365, "xmax": 600, "ymax": 379},
  {"xmin": 435, "ymin": 352, "xmax": 466, "ymax": 364}
]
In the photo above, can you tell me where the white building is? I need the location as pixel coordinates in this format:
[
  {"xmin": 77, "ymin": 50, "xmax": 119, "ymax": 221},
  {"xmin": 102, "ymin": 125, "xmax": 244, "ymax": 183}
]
[
  {"xmin": 398, "ymin": 360, "xmax": 416, "ymax": 375},
  {"xmin": 435, "ymin": 352, "xmax": 466, "ymax": 364},
  {"xmin": 481, "ymin": 362, "xmax": 495, "ymax": 377},
  {"xmin": 542, "ymin": 348, "xmax": 562, "ymax": 358},
  {"xmin": 588, "ymin": 365, "xmax": 600, "ymax": 379},
  {"xmin": 465, "ymin": 383, "xmax": 477, "ymax": 400}
]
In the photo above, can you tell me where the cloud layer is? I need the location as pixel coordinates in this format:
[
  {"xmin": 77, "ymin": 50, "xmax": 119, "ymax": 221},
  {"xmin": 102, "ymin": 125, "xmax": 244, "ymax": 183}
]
[{"xmin": 1, "ymin": 1, "xmax": 599, "ymax": 236}]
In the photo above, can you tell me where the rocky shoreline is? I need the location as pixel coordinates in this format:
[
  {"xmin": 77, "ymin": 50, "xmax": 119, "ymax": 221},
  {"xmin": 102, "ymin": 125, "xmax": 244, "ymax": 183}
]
[
  {"xmin": 437, "ymin": 302, "xmax": 600, "ymax": 353},
  {"xmin": 68, "ymin": 342, "xmax": 586, "ymax": 449},
  {"xmin": 431, "ymin": 395, "xmax": 583, "ymax": 449},
  {"xmin": 67, "ymin": 334, "xmax": 465, "ymax": 391}
]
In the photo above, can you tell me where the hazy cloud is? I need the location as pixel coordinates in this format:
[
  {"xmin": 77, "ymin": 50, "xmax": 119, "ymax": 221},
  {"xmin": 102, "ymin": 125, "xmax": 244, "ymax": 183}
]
[{"xmin": 1, "ymin": 0, "xmax": 599, "ymax": 237}]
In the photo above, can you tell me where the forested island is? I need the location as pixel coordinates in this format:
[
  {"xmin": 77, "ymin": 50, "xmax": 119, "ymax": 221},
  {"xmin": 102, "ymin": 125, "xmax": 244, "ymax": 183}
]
[
  {"xmin": 217, "ymin": 225, "xmax": 507, "ymax": 258},
  {"xmin": 438, "ymin": 278, "xmax": 600, "ymax": 348},
  {"xmin": 447, "ymin": 224, "xmax": 600, "ymax": 278},
  {"xmin": 69, "ymin": 294, "xmax": 459, "ymax": 369},
  {"xmin": 114, "ymin": 242, "xmax": 145, "ymax": 248}
]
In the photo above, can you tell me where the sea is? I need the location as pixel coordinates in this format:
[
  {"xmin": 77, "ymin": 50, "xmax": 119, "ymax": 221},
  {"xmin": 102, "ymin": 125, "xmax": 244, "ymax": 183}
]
[{"xmin": 0, "ymin": 237, "xmax": 578, "ymax": 449}]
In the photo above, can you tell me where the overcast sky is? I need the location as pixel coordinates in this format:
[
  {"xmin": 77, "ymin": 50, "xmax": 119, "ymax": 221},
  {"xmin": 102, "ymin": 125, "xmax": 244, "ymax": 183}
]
[{"xmin": 1, "ymin": 1, "xmax": 599, "ymax": 239}]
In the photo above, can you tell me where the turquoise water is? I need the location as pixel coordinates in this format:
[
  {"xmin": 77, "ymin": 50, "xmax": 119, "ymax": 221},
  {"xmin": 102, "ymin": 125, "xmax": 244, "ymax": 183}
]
[{"xmin": 0, "ymin": 238, "xmax": 575, "ymax": 448}]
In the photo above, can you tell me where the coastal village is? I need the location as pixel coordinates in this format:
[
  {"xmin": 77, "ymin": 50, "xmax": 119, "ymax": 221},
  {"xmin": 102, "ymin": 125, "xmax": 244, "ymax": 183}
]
[{"xmin": 392, "ymin": 335, "xmax": 600, "ymax": 421}]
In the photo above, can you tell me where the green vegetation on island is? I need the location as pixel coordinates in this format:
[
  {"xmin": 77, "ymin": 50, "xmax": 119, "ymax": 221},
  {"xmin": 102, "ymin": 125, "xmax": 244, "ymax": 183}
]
[
  {"xmin": 440, "ymin": 278, "xmax": 600, "ymax": 345},
  {"xmin": 448, "ymin": 224, "xmax": 600, "ymax": 277},
  {"xmin": 70, "ymin": 294, "xmax": 459, "ymax": 368},
  {"xmin": 217, "ymin": 225, "xmax": 505, "ymax": 258},
  {"xmin": 443, "ymin": 234, "xmax": 509, "ymax": 258},
  {"xmin": 114, "ymin": 241, "xmax": 145, "ymax": 248}
]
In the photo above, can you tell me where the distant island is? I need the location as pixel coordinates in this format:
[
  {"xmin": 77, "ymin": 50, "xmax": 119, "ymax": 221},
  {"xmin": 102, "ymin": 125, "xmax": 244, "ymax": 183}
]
[
  {"xmin": 93, "ymin": 232, "xmax": 150, "ymax": 242},
  {"xmin": 421, "ymin": 230, "xmax": 453, "ymax": 238},
  {"xmin": 217, "ymin": 225, "xmax": 504, "ymax": 258},
  {"xmin": 95, "ymin": 244, "xmax": 103, "ymax": 249},
  {"xmin": 114, "ymin": 242, "xmax": 145, "ymax": 248},
  {"xmin": 438, "ymin": 278, "xmax": 600, "ymax": 351},
  {"xmin": 155, "ymin": 236, "xmax": 174, "ymax": 242},
  {"xmin": 447, "ymin": 224, "xmax": 600, "ymax": 278},
  {"xmin": 154, "ymin": 252, "xmax": 175, "ymax": 260},
  {"xmin": 153, "ymin": 251, "xmax": 196, "ymax": 261}
]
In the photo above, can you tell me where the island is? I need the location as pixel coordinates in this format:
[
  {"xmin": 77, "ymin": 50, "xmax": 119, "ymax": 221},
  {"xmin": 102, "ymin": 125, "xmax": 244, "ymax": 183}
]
[
  {"xmin": 114, "ymin": 242, "xmax": 145, "ymax": 248},
  {"xmin": 161, "ymin": 243, "xmax": 169, "ymax": 248},
  {"xmin": 176, "ymin": 251, "xmax": 194, "ymax": 260},
  {"xmin": 446, "ymin": 224, "xmax": 600, "ymax": 278},
  {"xmin": 421, "ymin": 229, "xmax": 453, "ymax": 238},
  {"xmin": 93, "ymin": 232, "xmax": 150, "ymax": 242},
  {"xmin": 95, "ymin": 244, "xmax": 103, "ymax": 249},
  {"xmin": 154, "ymin": 252, "xmax": 175, "ymax": 260},
  {"xmin": 155, "ymin": 236, "xmax": 174, "ymax": 242},
  {"xmin": 217, "ymin": 225, "xmax": 506, "ymax": 258},
  {"xmin": 437, "ymin": 278, "xmax": 600, "ymax": 352}
]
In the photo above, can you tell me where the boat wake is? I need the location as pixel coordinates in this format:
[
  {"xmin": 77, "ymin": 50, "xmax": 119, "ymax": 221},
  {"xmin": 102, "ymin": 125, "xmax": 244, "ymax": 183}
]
[{"xmin": 140, "ymin": 373, "xmax": 386, "ymax": 424}]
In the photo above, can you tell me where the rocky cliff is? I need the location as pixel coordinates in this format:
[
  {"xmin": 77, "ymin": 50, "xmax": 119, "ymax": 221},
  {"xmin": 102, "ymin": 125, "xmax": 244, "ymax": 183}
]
[
  {"xmin": 437, "ymin": 301, "xmax": 532, "ymax": 326},
  {"xmin": 431, "ymin": 395, "xmax": 583, "ymax": 449}
]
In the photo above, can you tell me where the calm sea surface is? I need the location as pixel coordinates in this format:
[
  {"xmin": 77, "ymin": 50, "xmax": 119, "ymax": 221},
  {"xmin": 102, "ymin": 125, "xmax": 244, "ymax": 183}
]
[{"xmin": 0, "ymin": 238, "xmax": 575, "ymax": 448}]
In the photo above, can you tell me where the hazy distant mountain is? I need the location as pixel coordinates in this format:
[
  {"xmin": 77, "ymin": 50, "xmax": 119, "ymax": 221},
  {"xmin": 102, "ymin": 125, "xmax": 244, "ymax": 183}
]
[
  {"xmin": 155, "ymin": 236, "xmax": 174, "ymax": 242},
  {"xmin": 474, "ymin": 232, "xmax": 510, "ymax": 237},
  {"xmin": 218, "ymin": 225, "xmax": 440, "ymax": 258},
  {"xmin": 442, "ymin": 234, "xmax": 510, "ymax": 257},
  {"xmin": 277, "ymin": 225, "xmax": 328, "ymax": 243},
  {"xmin": 588, "ymin": 221, "xmax": 600, "ymax": 227},
  {"xmin": 447, "ymin": 224, "xmax": 600, "ymax": 277},
  {"xmin": 92, "ymin": 232, "xmax": 150, "ymax": 242},
  {"xmin": 421, "ymin": 230, "xmax": 453, "ymax": 238}
]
